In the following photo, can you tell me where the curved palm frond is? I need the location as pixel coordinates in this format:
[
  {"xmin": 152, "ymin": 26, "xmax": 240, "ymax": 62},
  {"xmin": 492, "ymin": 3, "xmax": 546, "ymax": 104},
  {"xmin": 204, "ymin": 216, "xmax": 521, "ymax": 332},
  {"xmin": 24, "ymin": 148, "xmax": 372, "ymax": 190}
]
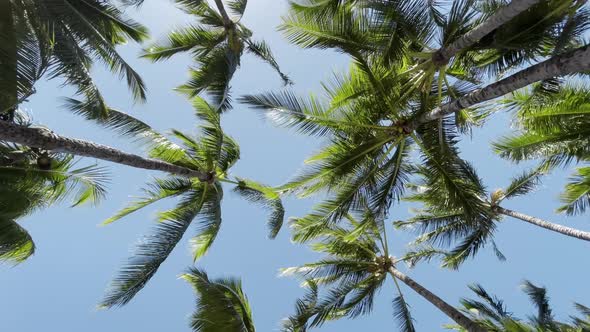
[{"xmin": 182, "ymin": 268, "xmax": 255, "ymax": 332}]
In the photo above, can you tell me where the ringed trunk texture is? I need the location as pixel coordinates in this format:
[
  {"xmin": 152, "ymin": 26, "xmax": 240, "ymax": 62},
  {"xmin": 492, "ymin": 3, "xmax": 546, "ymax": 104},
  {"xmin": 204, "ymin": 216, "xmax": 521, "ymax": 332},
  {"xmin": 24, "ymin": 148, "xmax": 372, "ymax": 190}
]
[
  {"xmin": 496, "ymin": 206, "xmax": 590, "ymax": 242},
  {"xmin": 420, "ymin": 43, "xmax": 590, "ymax": 123},
  {"xmin": 388, "ymin": 267, "xmax": 485, "ymax": 332},
  {"xmin": 0, "ymin": 121, "xmax": 209, "ymax": 181},
  {"xmin": 0, "ymin": 0, "xmax": 18, "ymax": 117},
  {"xmin": 433, "ymin": 0, "xmax": 541, "ymax": 65}
]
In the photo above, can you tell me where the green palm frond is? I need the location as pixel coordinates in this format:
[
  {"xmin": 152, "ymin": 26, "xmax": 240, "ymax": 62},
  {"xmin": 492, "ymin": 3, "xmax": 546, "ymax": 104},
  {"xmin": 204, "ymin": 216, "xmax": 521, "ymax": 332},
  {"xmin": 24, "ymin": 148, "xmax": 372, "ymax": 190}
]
[
  {"xmin": 142, "ymin": 0, "xmax": 287, "ymax": 111},
  {"xmin": 227, "ymin": 0, "xmax": 249, "ymax": 19},
  {"xmin": 245, "ymin": 39, "xmax": 292, "ymax": 85},
  {"xmin": 521, "ymin": 281, "xmax": 555, "ymax": 329},
  {"xmin": 142, "ymin": 25, "xmax": 226, "ymax": 62},
  {"xmin": 280, "ymin": 2, "xmax": 375, "ymax": 54},
  {"xmin": 497, "ymin": 167, "xmax": 545, "ymax": 203},
  {"xmin": 189, "ymin": 183, "xmax": 223, "ymax": 261},
  {"xmin": 557, "ymin": 166, "xmax": 590, "ymax": 216},
  {"xmin": 232, "ymin": 178, "xmax": 285, "ymax": 238},
  {"xmin": 100, "ymin": 188, "xmax": 208, "ymax": 308},
  {"xmin": 103, "ymin": 177, "xmax": 193, "ymax": 225},
  {"xmin": 0, "ymin": 218, "xmax": 35, "ymax": 264},
  {"xmin": 281, "ymin": 280, "xmax": 319, "ymax": 332},
  {"xmin": 182, "ymin": 268, "xmax": 255, "ymax": 332},
  {"xmin": 462, "ymin": 284, "xmax": 510, "ymax": 324},
  {"xmin": 4, "ymin": 0, "xmax": 147, "ymax": 118},
  {"xmin": 178, "ymin": 46, "xmax": 240, "ymax": 112},
  {"xmin": 456, "ymin": 281, "xmax": 590, "ymax": 331},
  {"xmin": 392, "ymin": 294, "xmax": 417, "ymax": 332}
]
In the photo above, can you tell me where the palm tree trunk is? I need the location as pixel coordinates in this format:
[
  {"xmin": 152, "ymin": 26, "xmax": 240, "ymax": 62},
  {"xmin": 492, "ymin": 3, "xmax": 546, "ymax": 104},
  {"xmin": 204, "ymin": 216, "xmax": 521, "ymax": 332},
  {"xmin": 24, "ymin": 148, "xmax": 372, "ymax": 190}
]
[
  {"xmin": 420, "ymin": 43, "xmax": 590, "ymax": 123},
  {"xmin": 495, "ymin": 206, "xmax": 590, "ymax": 241},
  {"xmin": 0, "ymin": 121, "xmax": 210, "ymax": 181},
  {"xmin": 388, "ymin": 267, "xmax": 485, "ymax": 332},
  {"xmin": 0, "ymin": 0, "xmax": 18, "ymax": 119},
  {"xmin": 213, "ymin": 0, "xmax": 233, "ymax": 27},
  {"xmin": 433, "ymin": 0, "xmax": 541, "ymax": 66}
]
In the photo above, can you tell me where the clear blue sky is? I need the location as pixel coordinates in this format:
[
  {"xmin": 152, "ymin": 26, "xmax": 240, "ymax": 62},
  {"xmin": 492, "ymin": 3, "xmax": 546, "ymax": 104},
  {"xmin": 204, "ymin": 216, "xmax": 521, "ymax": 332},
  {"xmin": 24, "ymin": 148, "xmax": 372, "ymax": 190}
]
[{"xmin": 1, "ymin": 1, "xmax": 588, "ymax": 331}]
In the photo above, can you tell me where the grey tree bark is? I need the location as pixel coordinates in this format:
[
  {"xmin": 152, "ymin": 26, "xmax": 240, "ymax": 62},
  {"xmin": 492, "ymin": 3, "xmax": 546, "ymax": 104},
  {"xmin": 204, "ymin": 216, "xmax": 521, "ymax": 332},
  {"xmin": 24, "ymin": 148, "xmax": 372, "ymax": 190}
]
[
  {"xmin": 420, "ymin": 44, "xmax": 590, "ymax": 123},
  {"xmin": 388, "ymin": 267, "xmax": 485, "ymax": 332},
  {"xmin": 433, "ymin": 0, "xmax": 541, "ymax": 65},
  {"xmin": 495, "ymin": 206, "xmax": 590, "ymax": 242},
  {"xmin": 0, "ymin": 121, "xmax": 210, "ymax": 181}
]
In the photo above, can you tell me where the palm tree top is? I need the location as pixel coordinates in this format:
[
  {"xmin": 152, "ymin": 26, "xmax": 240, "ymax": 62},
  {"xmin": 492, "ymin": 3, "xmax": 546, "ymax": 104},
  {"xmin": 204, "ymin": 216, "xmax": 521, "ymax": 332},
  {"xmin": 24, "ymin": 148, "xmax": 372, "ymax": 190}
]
[
  {"xmin": 97, "ymin": 97, "xmax": 284, "ymax": 308},
  {"xmin": 142, "ymin": 0, "xmax": 291, "ymax": 112}
]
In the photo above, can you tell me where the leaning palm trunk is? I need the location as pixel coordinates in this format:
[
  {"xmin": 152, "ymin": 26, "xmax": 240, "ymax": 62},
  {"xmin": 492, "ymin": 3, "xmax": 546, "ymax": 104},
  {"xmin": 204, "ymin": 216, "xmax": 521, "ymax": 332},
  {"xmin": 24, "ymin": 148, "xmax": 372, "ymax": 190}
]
[
  {"xmin": 433, "ymin": 0, "xmax": 541, "ymax": 65},
  {"xmin": 0, "ymin": 0, "xmax": 17, "ymax": 116},
  {"xmin": 0, "ymin": 121, "xmax": 209, "ymax": 181},
  {"xmin": 420, "ymin": 44, "xmax": 590, "ymax": 123},
  {"xmin": 495, "ymin": 206, "xmax": 590, "ymax": 241},
  {"xmin": 388, "ymin": 267, "xmax": 485, "ymax": 332},
  {"xmin": 214, "ymin": 0, "xmax": 233, "ymax": 26}
]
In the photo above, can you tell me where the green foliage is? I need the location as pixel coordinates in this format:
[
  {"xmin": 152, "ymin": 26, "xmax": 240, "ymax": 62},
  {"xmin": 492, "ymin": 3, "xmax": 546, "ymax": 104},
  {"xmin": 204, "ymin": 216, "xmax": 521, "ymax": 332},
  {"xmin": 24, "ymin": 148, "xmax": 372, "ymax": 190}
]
[
  {"xmin": 558, "ymin": 167, "xmax": 590, "ymax": 215},
  {"xmin": 2, "ymin": 0, "xmax": 148, "ymax": 118},
  {"xmin": 452, "ymin": 281, "xmax": 590, "ymax": 331},
  {"xmin": 182, "ymin": 268, "xmax": 256, "ymax": 332},
  {"xmin": 0, "ymin": 139, "xmax": 109, "ymax": 264},
  {"xmin": 99, "ymin": 97, "xmax": 284, "ymax": 308},
  {"xmin": 142, "ymin": 0, "xmax": 290, "ymax": 112}
]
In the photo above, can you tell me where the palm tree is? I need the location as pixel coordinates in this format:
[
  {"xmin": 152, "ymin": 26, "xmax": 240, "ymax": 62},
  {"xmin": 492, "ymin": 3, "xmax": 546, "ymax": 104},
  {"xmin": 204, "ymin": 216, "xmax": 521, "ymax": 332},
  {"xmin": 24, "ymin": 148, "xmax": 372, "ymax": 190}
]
[
  {"xmin": 451, "ymin": 281, "xmax": 590, "ymax": 331},
  {"xmin": 142, "ymin": 0, "xmax": 291, "ymax": 112},
  {"xmin": 494, "ymin": 83, "xmax": 590, "ymax": 216},
  {"xmin": 240, "ymin": 0, "xmax": 590, "ymax": 267},
  {"xmin": 0, "ymin": 0, "xmax": 148, "ymax": 119},
  {"xmin": 0, "ymin": 114, "xmax": 109, "ymax": 263},
  {"xmin": 99, "ymin": 97, "xmax": 284, "ymax": 308},
  {"xmin": 280, "ymin": 211, "xmax": 485, "ymax": 332},
  {"xmin": 281, "ymin": 0, "xmax": 590, "ymax": 127},
  {"xmin": 241, "ymin": 57, "xmax": 494, "ymax": 267},
  {"xmin": 398, "ymin": 165, "xmax": 590, "ymax": 270},
  {"xmin": 182, "ymin": 268, "xmax": 256, "ymax": 332}
]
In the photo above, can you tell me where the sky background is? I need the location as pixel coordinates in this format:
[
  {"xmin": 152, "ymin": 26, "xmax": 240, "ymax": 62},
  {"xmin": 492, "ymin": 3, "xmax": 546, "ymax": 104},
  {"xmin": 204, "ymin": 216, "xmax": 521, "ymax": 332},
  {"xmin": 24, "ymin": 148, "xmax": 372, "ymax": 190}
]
[{"xmin": 1, "ymin": 1, "xmax": 588, "ymax": 331}]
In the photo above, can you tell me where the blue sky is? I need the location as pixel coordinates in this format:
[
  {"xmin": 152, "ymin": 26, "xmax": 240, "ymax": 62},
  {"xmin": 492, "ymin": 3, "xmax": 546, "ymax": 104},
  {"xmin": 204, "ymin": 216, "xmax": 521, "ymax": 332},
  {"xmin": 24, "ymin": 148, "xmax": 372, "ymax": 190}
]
[{"xmin": 1, "ymin": 1, "xmax": 588, "ymax": 331}]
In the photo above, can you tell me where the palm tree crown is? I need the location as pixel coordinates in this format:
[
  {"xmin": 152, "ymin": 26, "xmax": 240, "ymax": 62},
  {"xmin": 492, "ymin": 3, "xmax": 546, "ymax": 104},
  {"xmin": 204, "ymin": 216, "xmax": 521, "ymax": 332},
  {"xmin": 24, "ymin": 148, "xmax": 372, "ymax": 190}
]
[
  {"xmin": 98, "ymin": 97, "xmax": 284, "ymax": 308},
  {"xmin": 0, "ymin": 0, "xmax": 148, "ymax": 119},
  {"xmin": 142, "ymin": 0, "xmax": 291, "ymax": 112},
  {"xmin": 454, "ymin": 281, "xmax": 590, "ymax": 331}
]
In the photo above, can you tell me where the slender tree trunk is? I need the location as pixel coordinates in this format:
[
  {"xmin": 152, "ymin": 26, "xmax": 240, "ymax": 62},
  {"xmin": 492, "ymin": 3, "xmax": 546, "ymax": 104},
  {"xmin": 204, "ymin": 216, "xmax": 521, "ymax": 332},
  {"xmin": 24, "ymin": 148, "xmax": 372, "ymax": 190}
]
[
  {"xmin": 388, "ymin": 267, "xmax": 485, "ymax": 332},
  {"xmin": 419, "ymin": 43, "xmax": 590, "ymax": 123},
  {"xmin": 495, "ymin": 206, "xmax": 590, "ymax": 242},
  {"xmin": 0, "ymin": 0, "xmax": 18, "ymax": 120},
  {"xmin": 213, "ymin": 0, "xmax": 233, "ymax": 27},
  {"xmin": 0, "ymin": 121, "xmax": 210, "ymax": 181},
  {"xmin": 433, "ymin": 0, "xmax": 541, "ymax": 66}
]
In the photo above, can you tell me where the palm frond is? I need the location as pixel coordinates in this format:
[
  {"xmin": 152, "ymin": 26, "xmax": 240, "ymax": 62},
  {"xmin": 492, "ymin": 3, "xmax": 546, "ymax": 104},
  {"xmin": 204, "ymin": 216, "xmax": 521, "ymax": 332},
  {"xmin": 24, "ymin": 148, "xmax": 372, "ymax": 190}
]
[
  {"xmin": 232, "ymin": 178, "xmax": 284, "ymax": 238},
  {"xmin": 558, "ymin": 166, "xmax": 590, "ymax": 215},
  {"xmin": 103, "ymin": 177, "xmax": 193, "ymax": 225},
  {"xmin": 182, "ymin": 268, "xmax": 255, "ymax": 332},
  {"xmin": 0, "ymin": 218, "xmax": 35, "ymax": 264},
  {"xmin": 392, "ymin": 295, "xmax": 416, "ymax": 332},
  {"xmin": 100, "ymin": 187, "xmax": 207, "ymax": 308},
  {"xmin": 245, "ymin": 39, "xmax": 292, "ymax": 85}
]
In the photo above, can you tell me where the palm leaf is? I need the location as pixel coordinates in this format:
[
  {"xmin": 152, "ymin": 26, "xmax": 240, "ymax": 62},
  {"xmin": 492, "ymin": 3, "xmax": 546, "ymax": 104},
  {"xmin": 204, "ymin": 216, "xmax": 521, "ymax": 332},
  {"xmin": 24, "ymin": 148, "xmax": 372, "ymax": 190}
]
[{"xmin": 182, "ymin": 267, "xmax": 255, "ymax": 332}]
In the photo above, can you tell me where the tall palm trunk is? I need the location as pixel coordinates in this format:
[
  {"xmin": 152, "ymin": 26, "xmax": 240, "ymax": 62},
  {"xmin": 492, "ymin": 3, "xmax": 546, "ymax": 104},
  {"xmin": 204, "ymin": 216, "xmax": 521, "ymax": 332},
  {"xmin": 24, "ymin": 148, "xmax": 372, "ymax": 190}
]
[
  {"xmin": 0, "ymin": 0, "xmax": 17, "ymax": 120},
  {"xmin": 419, "ymin": 43, "xmax": 590, "ymax": 123},
  {"xmin": 388, "ymin": 267, "xmax": 485, "ymax": 332},
  {"xmin": 0, "ymin": 121, "xmax": 210, "ymax": 181},
  {"xmin": 495, "ymin": 206, "xmax": 590, "ymax": 241},
  {"xmin": 433, "ymin": 0, "xmax": 541, "ymax": 66},
  {"xmin": 214, "ymin": 0, "xmax": 233, "ymax": 27}
]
